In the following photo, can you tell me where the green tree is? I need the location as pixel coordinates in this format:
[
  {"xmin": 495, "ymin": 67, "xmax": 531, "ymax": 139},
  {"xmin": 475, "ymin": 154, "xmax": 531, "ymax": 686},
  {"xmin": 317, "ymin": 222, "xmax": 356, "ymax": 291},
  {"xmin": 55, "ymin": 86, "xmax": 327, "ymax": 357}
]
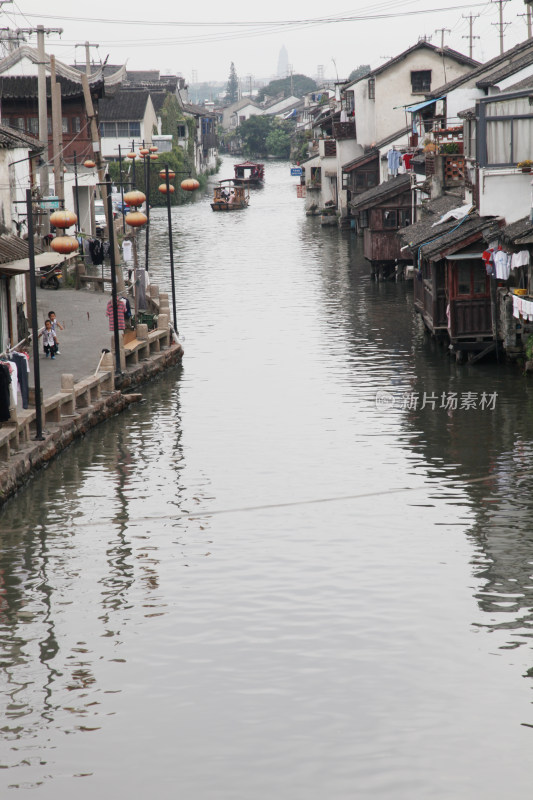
[
  {"xmin": 225, "ymin": 62, "xmax": 239, "ymax": 104},
  {"xmin": 265, "ymin": 122, "xmax": 292, "ymax": 158},
  {"xmin": 238, "ymin": 115, "xmax": 273, "ymax": 155},
  {"xmin": 257, "ymin": 74, "xmax": 316, "ymax": 102},
  {"xmin": 348, "ymin": 64, "xmax": 371, "ymax": 82}
]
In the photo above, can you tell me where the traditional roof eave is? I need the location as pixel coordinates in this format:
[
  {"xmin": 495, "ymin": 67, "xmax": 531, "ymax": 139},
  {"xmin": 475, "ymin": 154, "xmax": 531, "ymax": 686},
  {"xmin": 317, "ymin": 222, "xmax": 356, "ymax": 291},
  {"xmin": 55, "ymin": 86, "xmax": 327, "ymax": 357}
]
[
  {"xmin": 342, "ymin": 41, "xmax": 479, "ymax": 90},
  {"xmin": 350, "ymin": 174, "xmax": 411, "ymax": 211},
  {"xmin": 0, "ymin": 45, "xmax": 105, "ymax": 85}
]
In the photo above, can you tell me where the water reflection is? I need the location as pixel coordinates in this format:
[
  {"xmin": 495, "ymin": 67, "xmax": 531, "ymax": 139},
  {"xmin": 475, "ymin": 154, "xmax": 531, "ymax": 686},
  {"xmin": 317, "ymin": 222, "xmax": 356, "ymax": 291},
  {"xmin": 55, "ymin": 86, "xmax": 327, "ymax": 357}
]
[{"xmin": 1, "ymin": 159, "xmax": 533, "ymax": 796}]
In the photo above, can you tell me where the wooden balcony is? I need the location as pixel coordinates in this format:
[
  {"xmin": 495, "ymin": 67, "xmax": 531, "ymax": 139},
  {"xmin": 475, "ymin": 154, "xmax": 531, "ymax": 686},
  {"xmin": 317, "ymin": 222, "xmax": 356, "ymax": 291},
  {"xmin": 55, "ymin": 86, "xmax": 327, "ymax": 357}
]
[{"xmin": 333, "ymin": 122, "xmax": 356, "ymax": 140}]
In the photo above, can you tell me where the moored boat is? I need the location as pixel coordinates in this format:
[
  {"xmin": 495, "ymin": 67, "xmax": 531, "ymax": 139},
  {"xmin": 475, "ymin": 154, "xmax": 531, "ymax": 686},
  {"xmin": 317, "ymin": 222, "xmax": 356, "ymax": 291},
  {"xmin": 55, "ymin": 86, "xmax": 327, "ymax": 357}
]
[
  {"xmin": 211, "ymin": 179, "xmax": 249, "ymax": 211},
  {"xmin": 233, "ymin": 161, "xmax": 264, "ymax": 187}
]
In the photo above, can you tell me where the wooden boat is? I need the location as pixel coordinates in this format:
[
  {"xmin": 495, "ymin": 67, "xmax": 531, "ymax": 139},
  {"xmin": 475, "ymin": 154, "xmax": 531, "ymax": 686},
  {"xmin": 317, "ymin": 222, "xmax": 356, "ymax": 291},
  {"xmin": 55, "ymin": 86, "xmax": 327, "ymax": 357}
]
[
  {"xmin": 211, "ymin": 179, "xmax": 249, "ymax": 211},
  {"xmin": 233, "ymin": 161, "xmax": 264, "ymax": 187}
]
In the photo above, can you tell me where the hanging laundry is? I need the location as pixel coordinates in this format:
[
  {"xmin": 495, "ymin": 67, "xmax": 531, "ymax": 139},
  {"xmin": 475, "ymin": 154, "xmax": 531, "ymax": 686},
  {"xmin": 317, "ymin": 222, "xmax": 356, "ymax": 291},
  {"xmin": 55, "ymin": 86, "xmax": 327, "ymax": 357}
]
[
  {"xmin": 0, "ymin": 362, "xmax": 11, "ymax": 422},
  {"xmin": 387, "ymin": 148, "xmax": 401, "ymax": 176},
  {"xmin": 89, "ymin": 238, "xmax": 104, "ymax": 266},
  {"xmin": 510, "ymin": 250, "xmax": 530, "ymax": 269},
  {"xmin": 493, "ymin": 250, "xmax": 511, "ymax": 280},
  {"xmin": 402, "ymin": 153, "xmax": 414, "ymax": 170},
  {"xmin": 10, "ymin": 351, "xmax": 29, "ymax": 409}
]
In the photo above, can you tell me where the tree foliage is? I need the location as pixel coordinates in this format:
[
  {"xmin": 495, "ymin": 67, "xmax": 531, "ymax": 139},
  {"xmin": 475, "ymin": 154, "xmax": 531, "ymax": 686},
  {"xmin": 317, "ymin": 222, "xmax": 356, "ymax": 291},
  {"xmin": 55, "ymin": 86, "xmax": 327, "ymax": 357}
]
[
  {"xmin": 114, "ymin": 93, "xmax": 208, "ymax": 207},
  {"xmin": 256, "ymin": 74, "xmax": 316, "ymax": 102},
  {"xmin": 348, "ymin": 64, "xmax": 371, "ymax": 82},
  {"xmin": 239, "ymin": 116, "xmax": 295, "ymax": 158},
  {"xmin": 265, "ymin": 122, "xmax": 292, "ymax": 159},
  {"xmin": 238, "ymin": 115, "xmax": 273, "ymax": 156},
  {"xmin": 225, "ymin": 62, "xmax": 239, "ymax": 104}
]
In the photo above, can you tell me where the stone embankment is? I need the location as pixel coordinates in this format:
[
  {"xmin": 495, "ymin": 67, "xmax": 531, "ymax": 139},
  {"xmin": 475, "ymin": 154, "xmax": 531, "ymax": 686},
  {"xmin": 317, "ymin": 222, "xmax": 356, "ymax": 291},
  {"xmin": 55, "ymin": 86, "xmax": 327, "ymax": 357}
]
[{"xmin": 0, "ymin": 286, "xmax": 183, "ymax": 507}]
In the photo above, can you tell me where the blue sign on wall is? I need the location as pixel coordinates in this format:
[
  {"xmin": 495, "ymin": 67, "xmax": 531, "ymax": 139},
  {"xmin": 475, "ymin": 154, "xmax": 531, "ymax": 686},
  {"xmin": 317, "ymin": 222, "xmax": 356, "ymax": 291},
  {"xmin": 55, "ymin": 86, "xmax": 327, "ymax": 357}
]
[{"xmin": 290, "ymin": 167, "xmax": 303, "ymax": 176}]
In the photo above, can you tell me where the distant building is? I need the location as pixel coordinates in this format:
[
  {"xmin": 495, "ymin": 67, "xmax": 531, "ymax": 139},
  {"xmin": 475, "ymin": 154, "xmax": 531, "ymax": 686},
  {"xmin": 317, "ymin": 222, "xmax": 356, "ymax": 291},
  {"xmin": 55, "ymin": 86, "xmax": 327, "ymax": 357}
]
[{"xmin": 277, "ymin": 46, "xmax": 289, "ymax": 78}]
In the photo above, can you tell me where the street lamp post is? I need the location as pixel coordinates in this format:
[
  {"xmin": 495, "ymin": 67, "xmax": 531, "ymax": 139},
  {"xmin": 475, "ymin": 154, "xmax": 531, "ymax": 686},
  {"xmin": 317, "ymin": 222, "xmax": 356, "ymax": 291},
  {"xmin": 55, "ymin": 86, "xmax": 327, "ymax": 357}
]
[
  {"xmin": 160, "ymin": 166, "xmax": 177, "ymax": 332},
  {"xmin": 104, "ymin": 173, "xmax": 122, "ymax": 376},
  {"xmin": 25, "ymin": 188, "xmax": 44, "ymax": 440}
]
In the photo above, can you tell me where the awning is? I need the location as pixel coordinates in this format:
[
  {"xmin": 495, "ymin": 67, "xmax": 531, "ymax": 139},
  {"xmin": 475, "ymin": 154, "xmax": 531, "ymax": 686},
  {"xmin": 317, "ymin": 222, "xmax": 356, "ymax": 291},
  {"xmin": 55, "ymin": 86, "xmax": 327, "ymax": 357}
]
[
  {"xmin": 0, "ymin": 252, "xmax": 77, "ymax": 276},
  {"xmin": 405, "ymin": 96, "xmax": 444, "ymax": 114}
]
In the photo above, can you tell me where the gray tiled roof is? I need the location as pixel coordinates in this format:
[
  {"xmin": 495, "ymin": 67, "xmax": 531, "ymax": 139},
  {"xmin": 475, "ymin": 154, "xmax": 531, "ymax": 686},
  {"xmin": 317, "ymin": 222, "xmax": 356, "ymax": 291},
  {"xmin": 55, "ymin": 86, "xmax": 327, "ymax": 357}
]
[
  {"xmin": 344, "ymin": 41, "xmax": 478, "ymax": 88},
  {"xmin": 0, "ymin": 122, "xmax": 43, "ymax": 151},
  {"xmin": 98, "ymin": 89, "xmax": 150, "ymax": 121},
  {"xmin": 399, "ymin": 199, "xmax": 501, "ymax": 260},
  {"xmin": 350, "ymin": 174, "xmax": 411, "ymax": 211},
  {"xmin": 0, "ymin": 234, "xmax": 43, "ymax": 265},
  {"xmin": 427, "ymin": 38, "xmax": 533, "ymax": 99},
  {"xmin": 0, "ymin": 74, "xmax": 103, "ymax": 99}
]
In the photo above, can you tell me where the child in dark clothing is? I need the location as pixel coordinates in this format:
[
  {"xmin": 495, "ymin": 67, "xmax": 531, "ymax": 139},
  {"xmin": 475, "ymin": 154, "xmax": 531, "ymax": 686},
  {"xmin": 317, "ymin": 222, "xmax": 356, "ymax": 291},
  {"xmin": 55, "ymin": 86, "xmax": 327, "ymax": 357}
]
[{"xmin": 39, "ymin": 319, "xmax": 58, "ymax": 359}]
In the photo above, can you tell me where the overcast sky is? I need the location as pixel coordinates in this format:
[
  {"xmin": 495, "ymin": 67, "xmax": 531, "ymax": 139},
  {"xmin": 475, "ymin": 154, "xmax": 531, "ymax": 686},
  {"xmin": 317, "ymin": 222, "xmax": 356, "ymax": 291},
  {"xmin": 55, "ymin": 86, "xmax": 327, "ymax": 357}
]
[{"xmin": 5, "ymin": 0, "xmax": 533, "ymax": 85}]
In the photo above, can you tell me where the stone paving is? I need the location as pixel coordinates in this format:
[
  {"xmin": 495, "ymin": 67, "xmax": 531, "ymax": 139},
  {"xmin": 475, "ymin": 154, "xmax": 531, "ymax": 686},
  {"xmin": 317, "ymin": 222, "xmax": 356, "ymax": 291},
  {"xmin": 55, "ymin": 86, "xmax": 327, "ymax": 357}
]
[{"xmin": 35, "ymin": 286, "xmax": 114, "ymax": 397}]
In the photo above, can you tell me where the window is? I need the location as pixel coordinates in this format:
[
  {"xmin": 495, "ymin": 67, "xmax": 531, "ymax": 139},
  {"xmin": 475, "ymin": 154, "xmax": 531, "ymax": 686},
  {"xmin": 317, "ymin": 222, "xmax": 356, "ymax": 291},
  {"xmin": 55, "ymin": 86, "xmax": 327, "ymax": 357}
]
[
  {"xmin": 355, "ymin": 171, "xmax": 379, "ymax": 190},
  {"xmin": 368, "ymin": 77, "xmax": 375, "ymax": 100},
  {"xmin": 456, "ymin": 261, "xmax": 487, "ymax": 296},
  {"xmin": 310, "ymin": 166, "xmax": 321, "ymax": 186},
  {"xmin": 62, "ymin": 117, "xmax": 68, "ymax": 134},
  {"xmin": 117, "ymin": 121, "xmax": 129, "ymax": 137},
  {"xmin": 71, "ymin": 116, "xmax": 81, "ymax": 133},
  {"xmin": 47, "ymin": 117, "xmax": 52, "ymax": 134},
  {"xmin": 28, "ymin": 117, "xmax": 39, "ymax": 135},
  {"xmin": 457, "ymin": 263, "xmax": 471, "ymax": 295},
  {"xmin": 383, "ymin": 210, "xmax": 398, "ymax": 228},
  {"xmin": 101, "ymin": 122, "xmax": 116, "ymax": 137},
  {"xmin": 472, "ymin": 263, "xmax": 487, "ymax": 295},
  {"xmin": 129, "ymin": 121, "xmax": 140, "ymax": 137},
  {"xmin": 399, "ymin": 209, "xmax": 412, "ymax": 227},
  {"xmin": 177, "ymin": 124, "xmax": 186, "ymax": 138},
  {"xmin": 411, "ymin": 70, "xmax": 431, "ymax": 93},
  {"xmin": 359, "ymin": 210, "xmax": 369, "ymax": 228}
]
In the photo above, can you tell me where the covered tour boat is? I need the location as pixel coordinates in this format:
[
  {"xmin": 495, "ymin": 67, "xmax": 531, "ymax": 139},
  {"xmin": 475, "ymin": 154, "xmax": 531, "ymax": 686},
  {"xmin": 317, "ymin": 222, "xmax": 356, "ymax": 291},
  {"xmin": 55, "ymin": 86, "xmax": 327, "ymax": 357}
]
[
  {"xmin": 211, "ymin": 179, "xmax": 250, "ymax": 211},
  {"xmin": 233, "ymin": 161, "xmax": 265, "ymax": 187}
]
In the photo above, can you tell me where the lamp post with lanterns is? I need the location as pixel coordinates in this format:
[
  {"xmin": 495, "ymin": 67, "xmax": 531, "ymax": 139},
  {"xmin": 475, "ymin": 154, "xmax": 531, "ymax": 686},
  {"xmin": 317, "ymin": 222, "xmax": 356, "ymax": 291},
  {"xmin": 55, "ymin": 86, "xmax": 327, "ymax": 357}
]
[{"xmin": 157, "ymin": 168, "xmax": 199, "ymax": 335}]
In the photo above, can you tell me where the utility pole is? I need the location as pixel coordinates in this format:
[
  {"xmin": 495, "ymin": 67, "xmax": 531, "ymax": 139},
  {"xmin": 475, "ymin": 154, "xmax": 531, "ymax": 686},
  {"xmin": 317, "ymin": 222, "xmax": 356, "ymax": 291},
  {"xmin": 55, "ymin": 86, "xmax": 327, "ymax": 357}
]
[
  {"xmin": 75, "ymin": 41, "xmax": 99, "ymax": 76},
  {"xmin": 16, "ymin": 26, "xmax": 63, "ymax": 235},
  {"xmin": 435, "ymin": 27, "xmax": 451, "ymax": 50},
  {"xmin": 50, "ymin": 55, "xmax": 64, "ymax": 205},
  {"xmin": 492, "ymin": 0, "xmax": 510, "ymax": 55},
  {"xmin": 80, "ymin": 71, "xmax": 124, "ymax": 290},
  {"xmin": 518, "ymin": 5, "xmax": 533, "ymax": 38},
  {"xmin": 462, "ymin": 13, "xmax": 480, "ymax": 59}
]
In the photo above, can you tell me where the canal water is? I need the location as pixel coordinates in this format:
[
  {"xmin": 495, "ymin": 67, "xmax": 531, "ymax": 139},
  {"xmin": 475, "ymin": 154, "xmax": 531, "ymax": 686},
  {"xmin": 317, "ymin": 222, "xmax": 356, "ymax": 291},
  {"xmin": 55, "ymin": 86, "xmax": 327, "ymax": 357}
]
[{"xmin": 2, "ymin": 157, "xmax": 533, "ymax": 798}]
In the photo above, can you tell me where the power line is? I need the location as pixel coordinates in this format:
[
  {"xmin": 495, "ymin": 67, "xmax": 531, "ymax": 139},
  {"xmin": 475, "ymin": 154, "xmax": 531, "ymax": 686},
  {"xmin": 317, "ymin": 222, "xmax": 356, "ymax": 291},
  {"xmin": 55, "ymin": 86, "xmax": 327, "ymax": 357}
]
[{"xmin": 15, "ymin": 2, "xmax": 493, "ymax": 30}]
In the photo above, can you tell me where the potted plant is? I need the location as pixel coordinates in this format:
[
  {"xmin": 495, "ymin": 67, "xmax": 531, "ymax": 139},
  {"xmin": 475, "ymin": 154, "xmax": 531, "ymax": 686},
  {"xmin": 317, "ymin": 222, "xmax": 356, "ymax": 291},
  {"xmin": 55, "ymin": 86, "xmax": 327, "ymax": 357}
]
[{"xmin": 518, "ymin": 159, "xmax": 533, "ymax": 173}]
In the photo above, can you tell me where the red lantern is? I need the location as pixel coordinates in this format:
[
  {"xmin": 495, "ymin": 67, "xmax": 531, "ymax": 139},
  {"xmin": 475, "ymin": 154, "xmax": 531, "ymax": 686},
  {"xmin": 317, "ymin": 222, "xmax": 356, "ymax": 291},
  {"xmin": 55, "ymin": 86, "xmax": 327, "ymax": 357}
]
[
  {"xmin": 126, "ymin": 151, "xmax": 136, "ymax": 159},
  {"xmin": 51, "ymin": 235, "xmax": 79, "ymax": 254},
  {"xmin": 158, "ymin": 183, "xmax": 175, "ymax": 194},
  {"xmin": 125, "ymin": 211, "xmax": 148, "ymax": 227},
  {"xmin": 181, "ymin": 178, "xmax": 200, "ymax": 191},
  {"xmin": 50, "ymin": 209, "xmax": 77, "ymax": 229},
  {"xmin": 150, "ymin": 153, "xmax": 158, "ymax": 160},
  {"xmin": 159, "ymin": 169, "xmax": 176, "ymax": 180},
  {"xmin": 139, "ymin": 147, "xmax": 149, "ymax": 156},
  {"xmin": 83, "ymin": 159, "xmax": 96, "ymax": 168},
  {"xmin": 123, "ymin": 190, "xmax": 146, "ymax": 208},
  {"xmin": 149, "ymin": 145, "xmax": 158, "ymax": 152}
]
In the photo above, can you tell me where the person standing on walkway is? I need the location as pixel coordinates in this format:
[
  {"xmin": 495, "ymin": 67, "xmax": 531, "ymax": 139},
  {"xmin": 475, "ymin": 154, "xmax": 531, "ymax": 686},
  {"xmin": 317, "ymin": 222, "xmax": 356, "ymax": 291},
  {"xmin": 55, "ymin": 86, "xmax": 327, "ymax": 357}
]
[
  {"xmin": 39, "ymin": 320, "xmax": 58, "ymax": 359},
  {"xmin": 48, "ymin": 311, "xmax": 64, "ymax": 355}
]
